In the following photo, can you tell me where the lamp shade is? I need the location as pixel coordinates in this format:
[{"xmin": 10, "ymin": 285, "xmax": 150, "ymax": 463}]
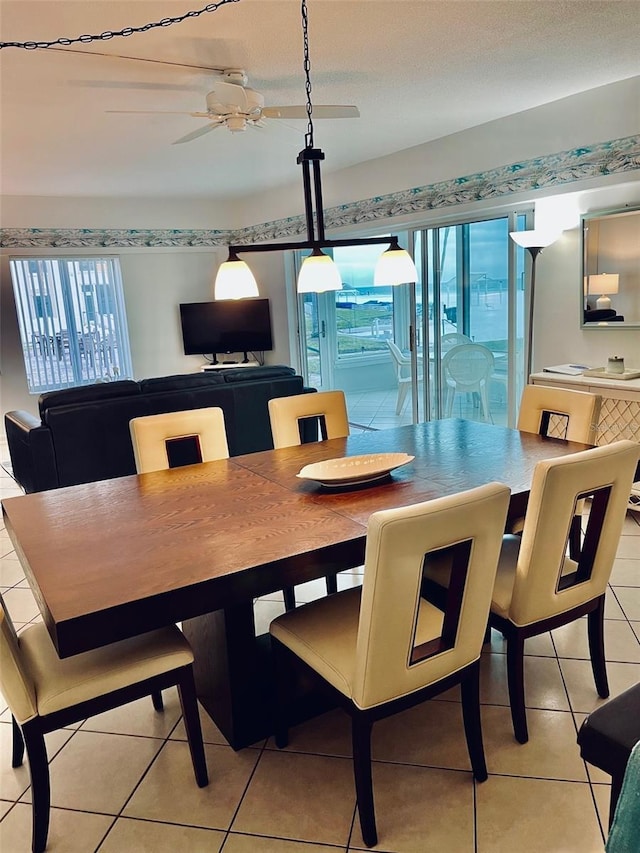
[
  {"xmin": 374, "ymin": 239, "xmax": 418, "ymax": 286},
  {"xmin": 509, "ymin": 229, "xmax": 561, "ymax": 249},
  {"xmin": 214, "ymin": 253, "xmax": 259, "ymax": 300},
  {"xmin": 588, "ymin": 273, "xmax": 619, "ymax": 296},
  {"xmin": 297, "ymin": 248, "xmax": 343, "ymax": 293}
]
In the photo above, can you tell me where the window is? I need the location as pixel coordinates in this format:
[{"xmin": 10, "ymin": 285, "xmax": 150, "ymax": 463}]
[{"xmin": 9, "ymin": 257, "xmax": 133, "ymax": 393}]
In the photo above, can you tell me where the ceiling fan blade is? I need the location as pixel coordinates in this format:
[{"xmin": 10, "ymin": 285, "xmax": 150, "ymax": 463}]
[
  {"xmin": 172, "ymin": 123, "xmax": 221, "ymax": 145},
  {"xmin": 262, "ymin": 105, "xmax": 360, "ymax": 119},
  {"xmin": 106, "ymin": 110, "xmax": 211, "ymax": 118}
]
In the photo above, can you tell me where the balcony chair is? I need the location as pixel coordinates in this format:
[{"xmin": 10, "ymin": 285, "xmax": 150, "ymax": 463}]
[
  {"xmin": 1, "ymin": 594, "xmax": 208, "ymax": 853},
  {"xmin": 424, "ymin": 440, "xmax": 639, "ymax": 745},
  {"xmin": 270, "ymin": 482, "xmax": 511, "ymax": 848},
  {"xmin": 441, "ymin": 331, "xmax": 472, "ymax": 351},
  {"xmin": 129, "ymin": 406, "xmax": 229, "ymax": 474},
  {"xmin": 442, "ymin": 343, "xmax": 494, "ymax": 422},
  {"xmin": 513, "ymin": 384, "xmax": 599, "ymax": 557},
  {"xmin": 268, "ymin": 390, "xmax": 350, "ymax": 610},
  {"xmin": 386, "ymin": 341, "xmax": 424, "ymax": 415}
]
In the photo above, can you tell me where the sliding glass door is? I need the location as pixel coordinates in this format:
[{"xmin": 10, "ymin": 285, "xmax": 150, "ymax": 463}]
[
  {"xmin": 415, "ymin": 213, "xmax": 528, "ymax": 426},
  {"xmin": 295, "ymin": 213, "xmax": 529, "ymax": 429}
]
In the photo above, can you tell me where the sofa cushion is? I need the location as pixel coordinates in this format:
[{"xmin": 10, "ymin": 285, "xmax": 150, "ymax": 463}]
[
  {"xmin": 39, "ymin": 380, "xmax": 141, "ymax": 419},
  {"xmin": 139, "ymin": 373, "xmax": 225, "ymax": 394}
]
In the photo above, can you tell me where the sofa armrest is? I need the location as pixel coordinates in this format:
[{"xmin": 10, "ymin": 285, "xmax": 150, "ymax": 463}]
[{"xmin": 4, "ymin": 411, "xmax": 59, "ymax": 493}]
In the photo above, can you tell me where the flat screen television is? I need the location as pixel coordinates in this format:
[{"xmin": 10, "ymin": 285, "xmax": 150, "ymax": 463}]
[{"xmin": 179, "ymin": 298, "xmax": 273, "ymax": 362}]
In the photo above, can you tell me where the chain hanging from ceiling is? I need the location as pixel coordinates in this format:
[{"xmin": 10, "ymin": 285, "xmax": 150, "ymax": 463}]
[{"xmin": 0, "ymin": 0, "xmax": 241, "ymax": 50}]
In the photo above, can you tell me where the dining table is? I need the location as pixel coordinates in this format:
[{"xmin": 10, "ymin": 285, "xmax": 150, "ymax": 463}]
[{"xmin": 1, "ymin": 418, "xmax": 592, "ymax": 749}]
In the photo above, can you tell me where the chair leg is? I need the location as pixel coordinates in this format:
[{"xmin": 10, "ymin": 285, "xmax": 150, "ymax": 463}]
[
  {"xmin": 22, "ymin": 724, "xmax": 50, "ymax": 853},
  {"xmin": 352, "ymin": 714, "xmax": 377, "ymax": 848},
  {"xmin": 588, "ymin": 597, "xmax": 609, "ymax": 699},
  {"xmin": 506, "ymin": 632, "xmax": 528, "ymax": 744},
  {"xmin": 11, "ymin": 715, "xmax": 25, "ymax": 768},
  {"xmin": 271, "ymin": 639, "xmax": 291, "ymax": 749},
  {"xmin": 177, "ymin": 667, "xmax": 209, "ymax": 788},
  {"xmin": 325, "ymin": 574, "xmax": 338, "ymax": 596},
  {"xmin": 396, "ymin": 381, "xmax": 409, "ymax": 416},
  {"xmin": 460, "ymin": 661, "xmax": 488, "ymax": 782},
  {"xmin": 151, "ymin": 691, "xmax": 164, "ymax": 711},
  {"xmin": 283, "ymin": 586, "xmax": 296, "ymax": 612},
  {"xmin": 569, "ymin": 514, "xmax": 582, "ymax": 560}
]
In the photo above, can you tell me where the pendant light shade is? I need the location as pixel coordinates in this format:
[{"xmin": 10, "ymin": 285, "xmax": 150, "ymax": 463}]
[
  {"xmin": 214, "ymin": 251, "xmax": 259, "ymax": 300},
  {"xmin": 374, "ymin": 238, "xmax": 418, "ymax": 286},
  {"xmin": 297, "ymin": 248, "xmax": 343, "ymax": 293}
]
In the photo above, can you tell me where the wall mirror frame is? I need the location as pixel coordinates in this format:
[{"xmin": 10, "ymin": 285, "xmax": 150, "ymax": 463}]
[{"xmin": 581, "ymin": 204, "xmax": 640, "ymax": 330}]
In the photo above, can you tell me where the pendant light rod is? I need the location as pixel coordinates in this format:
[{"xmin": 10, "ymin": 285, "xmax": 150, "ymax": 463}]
[{"xmin": 228, "ymin": 235, "xmax": 398, "ymax": 254}]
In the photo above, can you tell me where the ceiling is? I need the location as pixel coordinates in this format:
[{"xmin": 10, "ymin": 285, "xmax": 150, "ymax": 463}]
[{"xmin": 1, "ymin": 0, "xmax": 639, "ymax": 200}]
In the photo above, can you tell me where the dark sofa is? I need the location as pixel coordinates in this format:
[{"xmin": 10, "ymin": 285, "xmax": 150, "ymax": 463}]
[{"xmin": 5, "ymin": 366, "xmax": 315, "ymax": 493}]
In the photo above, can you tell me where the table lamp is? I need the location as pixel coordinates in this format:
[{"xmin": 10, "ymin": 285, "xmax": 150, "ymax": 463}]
[{"xmin": 588, "ymin": 274, "xmax": 619, "ymax": 311}]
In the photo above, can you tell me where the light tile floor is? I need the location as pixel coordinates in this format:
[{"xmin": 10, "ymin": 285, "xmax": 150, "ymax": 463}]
[{"xmin": 1, "ymin": 441, "xmax": 639, "ymax": 852}]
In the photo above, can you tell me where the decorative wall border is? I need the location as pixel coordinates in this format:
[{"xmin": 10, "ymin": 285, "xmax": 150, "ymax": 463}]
[{"xmin": 2, "ymin": 134, "xmax": 638, "ymax": 250}]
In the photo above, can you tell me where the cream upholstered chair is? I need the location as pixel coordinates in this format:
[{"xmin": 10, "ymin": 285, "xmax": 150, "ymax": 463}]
[
  {"xmin": 0, "ymin": 595, "xmax": 208, "ymax": 853},
  {"xmin": 270, "ymin": 482, "xmax": 511, "ymax": 848},
  {"xmin": 129, "ymin": 407, "xmax": 229, "ymax": 473},
  {"xmin": 268, "ymin": 390, "xmax": 350, "ymax": 610},
  {"xmin": 268, "ymin": 390, "xmax": 350, "ymax": 449},
  {"xmin": 425, "ymin": 440, "xmax": 639, "ymax": 746},
  {"xmin": 442, "ymin": 343, "xmax": 494, "ymax": 422},
  {"xmin": 513, "ymin": 384, "xmax": 600, "ymax": 556},
  {"xmin": 517, "ymin": 384, "xmax": 599, "ymax": 444}
]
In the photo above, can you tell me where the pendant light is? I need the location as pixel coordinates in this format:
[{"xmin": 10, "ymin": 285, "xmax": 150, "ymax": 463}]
[{"xmin": 214, "ymin": 0, "xmax": 417, "ymax": 298}]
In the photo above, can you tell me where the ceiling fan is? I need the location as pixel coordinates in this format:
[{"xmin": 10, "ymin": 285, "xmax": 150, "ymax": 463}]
[{"xmin": 106, "ymin": 68, "xmax": 359, "ymax": 143}]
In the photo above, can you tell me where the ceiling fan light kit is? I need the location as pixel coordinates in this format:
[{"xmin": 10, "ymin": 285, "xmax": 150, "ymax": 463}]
[{"xmin": 214, "ymin": 0, "xmax": 417, "ymax": 297}]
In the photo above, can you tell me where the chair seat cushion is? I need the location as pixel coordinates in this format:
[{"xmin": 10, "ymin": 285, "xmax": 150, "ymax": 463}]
[
  {"xmin": 270, "ymin": 586, "xmax": 444, "ymax": 703},
  {"xmin": 19, "ymin": 623, "xmax": 193, "ymax": 718}
]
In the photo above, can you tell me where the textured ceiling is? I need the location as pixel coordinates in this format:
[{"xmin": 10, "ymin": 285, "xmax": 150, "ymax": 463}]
[{"xmin": 1, "ymin": 0, "xmax": 639, "ymax": 199}]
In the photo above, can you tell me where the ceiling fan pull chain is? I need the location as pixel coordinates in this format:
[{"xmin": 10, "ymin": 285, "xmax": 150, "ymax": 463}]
[{"xmin": 0, "ymin": 0, "xmax": 241, "ymax": 50}]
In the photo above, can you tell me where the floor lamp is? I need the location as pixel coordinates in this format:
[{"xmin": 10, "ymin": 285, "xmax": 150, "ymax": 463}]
[{"xmin": 509, "ymin": 230, "xmax": 559, "ymax": 380}]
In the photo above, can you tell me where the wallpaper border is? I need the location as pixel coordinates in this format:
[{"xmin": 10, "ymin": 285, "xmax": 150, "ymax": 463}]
[{"xmin": 2, "ymin": 134, "xmax": 638, "ymax": 250}]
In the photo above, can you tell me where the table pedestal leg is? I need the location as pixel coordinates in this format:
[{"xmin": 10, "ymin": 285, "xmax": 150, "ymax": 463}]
[{"xmin": 182, "ymin": 602, "xmax": 273, "ymax": 750}]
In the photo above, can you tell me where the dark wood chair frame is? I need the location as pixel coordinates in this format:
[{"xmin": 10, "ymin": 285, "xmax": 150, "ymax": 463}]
[
  {"xmin": 11, "ymin": 664, "xmax": 208, "ymax": 853},
  {"xmin": 272, "ymin": 539, "xmax": 488, "ymax": 849}
]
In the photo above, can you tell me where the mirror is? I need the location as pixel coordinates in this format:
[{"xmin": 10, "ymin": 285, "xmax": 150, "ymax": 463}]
[{"xmin": 581, "ymin": 205, "xmax": 640, "ymax": 329}]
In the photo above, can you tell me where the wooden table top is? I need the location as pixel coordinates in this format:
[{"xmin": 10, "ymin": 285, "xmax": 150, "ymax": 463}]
[{"xmin": 2, "ymin": 419, "xmax": 590, "ymax": 657}]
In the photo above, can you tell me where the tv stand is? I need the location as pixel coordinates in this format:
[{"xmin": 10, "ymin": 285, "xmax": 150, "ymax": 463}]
[{"xmin": 201, "ymin": 361, "xmax": 260, "ymax": 372}]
